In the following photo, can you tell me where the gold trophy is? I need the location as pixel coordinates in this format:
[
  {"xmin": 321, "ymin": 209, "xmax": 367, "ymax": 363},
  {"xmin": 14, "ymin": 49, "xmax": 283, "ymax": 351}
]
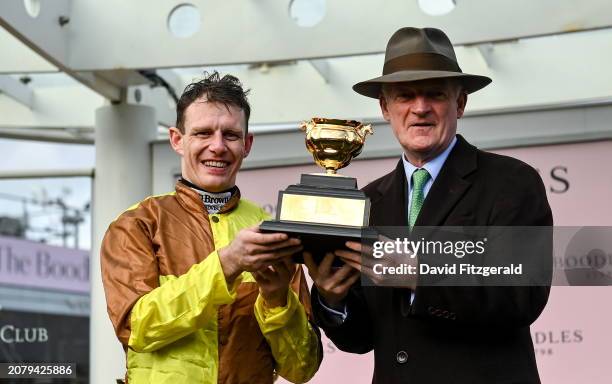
[{"xmin": 260, "ymin": 118, "xmax": 376, "ymax": 263}]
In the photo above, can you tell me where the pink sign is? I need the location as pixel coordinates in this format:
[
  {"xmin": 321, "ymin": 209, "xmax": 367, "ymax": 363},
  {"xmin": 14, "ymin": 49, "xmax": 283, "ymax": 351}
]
[
  {"xmin": 494, "ymin": 140, "xmax": 612, "ymax": 226},
  {"xmin": 237, "ymin": 139, "xmax": 612, "ymax": 384},
  {"xmin": 0, "ymin": 236, "xmax": 89, "ymax": 294}
]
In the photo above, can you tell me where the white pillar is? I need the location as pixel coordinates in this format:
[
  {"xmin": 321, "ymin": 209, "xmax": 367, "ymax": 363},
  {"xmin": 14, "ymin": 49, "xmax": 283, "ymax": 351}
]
[{"xmin": 91, "ymin": 104, "xmax": 156, "ymax": 383}]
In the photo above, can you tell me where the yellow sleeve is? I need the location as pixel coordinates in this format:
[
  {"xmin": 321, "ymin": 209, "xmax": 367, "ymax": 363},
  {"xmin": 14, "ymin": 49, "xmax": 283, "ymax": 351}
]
[
  {"xmin": 128, "ymin": 250, "xmax": 241, "ymax": 353},
  {"xmin": 254, "ymin": 289, "xmax": 321, "ymax": 383}
]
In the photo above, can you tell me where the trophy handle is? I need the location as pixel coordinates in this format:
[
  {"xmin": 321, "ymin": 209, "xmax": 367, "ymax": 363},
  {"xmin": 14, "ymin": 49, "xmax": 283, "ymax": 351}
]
[
  {"xmin": 358, "ymin": 124, "xmax": 373, "ymax": 139},
  {"xmin": 300, "ymin": 121, "xmax": 312, "ymax": 133}
]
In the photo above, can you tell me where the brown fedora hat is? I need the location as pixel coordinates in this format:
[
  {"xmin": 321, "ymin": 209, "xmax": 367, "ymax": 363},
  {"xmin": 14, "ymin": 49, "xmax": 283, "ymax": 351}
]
[{"xmin": 353, "ymin": 27, "xmax": 492, "ymax": 99}]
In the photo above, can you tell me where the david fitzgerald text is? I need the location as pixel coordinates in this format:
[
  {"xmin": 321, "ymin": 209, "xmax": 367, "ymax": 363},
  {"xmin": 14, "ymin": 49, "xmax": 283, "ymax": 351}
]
[{"xmin": 373, "ymin": 263, "xmax": 523, "ymax": 277}]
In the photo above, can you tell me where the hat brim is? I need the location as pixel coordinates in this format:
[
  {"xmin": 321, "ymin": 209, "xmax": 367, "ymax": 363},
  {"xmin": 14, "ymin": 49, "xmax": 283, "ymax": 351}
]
[{"xmin": 353, "ymin": 70, "xmax": 492, "ymax": 99}]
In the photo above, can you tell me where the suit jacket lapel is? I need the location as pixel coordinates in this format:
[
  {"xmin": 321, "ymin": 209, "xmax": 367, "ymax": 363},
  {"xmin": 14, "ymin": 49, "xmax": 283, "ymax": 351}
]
[
  {"xmin": 370, "ymin": 160, "xmax": 408, "ymax": 227},
  {"xmin": 415, "ymin": 135, "xmax": 477, "ymax": 227}
]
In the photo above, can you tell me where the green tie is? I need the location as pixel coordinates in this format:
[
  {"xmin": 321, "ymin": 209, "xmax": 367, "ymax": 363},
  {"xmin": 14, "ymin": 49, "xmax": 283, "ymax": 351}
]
[{"xmin": 409, "ymin": 169, "xmax": 431, "ymax": 229}]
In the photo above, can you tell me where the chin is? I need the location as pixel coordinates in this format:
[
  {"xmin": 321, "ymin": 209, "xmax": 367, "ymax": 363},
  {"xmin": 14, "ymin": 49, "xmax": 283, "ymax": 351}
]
[{"xmin": 407, "ymin": 141, "xmax": 433, "ymax": 151}]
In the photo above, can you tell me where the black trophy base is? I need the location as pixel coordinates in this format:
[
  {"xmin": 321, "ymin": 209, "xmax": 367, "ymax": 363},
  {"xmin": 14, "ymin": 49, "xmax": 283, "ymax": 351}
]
[{"xmin": 259, "ymin": 220, "xmax": 377, "ymax": 266}]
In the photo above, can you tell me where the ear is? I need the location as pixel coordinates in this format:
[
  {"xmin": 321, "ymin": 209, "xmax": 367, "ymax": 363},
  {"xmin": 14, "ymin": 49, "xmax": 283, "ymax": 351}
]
[
  {"xmin": 379, "ymin": 95, "xmax": 391, "ymax": 121},
  {"xmin": 168, "ymin": 126, "xmax": 184, "ymax": 156},
  {"xmin": 243, "ymin": 133, "xmax": 254, "ymax": 158},
  {"xmin": 456, "ymin": 92, "xmax": 468, "ymax": 119}
]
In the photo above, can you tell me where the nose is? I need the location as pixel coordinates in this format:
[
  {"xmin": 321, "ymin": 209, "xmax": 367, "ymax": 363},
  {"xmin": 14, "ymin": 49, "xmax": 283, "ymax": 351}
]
[
  {"xmin": 411, "ymin": 95, "xmax": 431, "ymax": 116},
  {"xmin": 209, "ymin": 131, "xmax": 227, "ymax": 154}
]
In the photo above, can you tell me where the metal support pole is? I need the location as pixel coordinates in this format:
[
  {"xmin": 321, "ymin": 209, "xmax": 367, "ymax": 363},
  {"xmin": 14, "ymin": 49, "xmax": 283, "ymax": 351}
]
[{"xmin": 91, "ymin": 103, "xmax": 156, "ymax": 383}]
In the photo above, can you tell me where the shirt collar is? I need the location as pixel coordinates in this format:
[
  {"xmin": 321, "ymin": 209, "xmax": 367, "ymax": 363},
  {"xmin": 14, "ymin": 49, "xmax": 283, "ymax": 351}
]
[
  {"xmin": 402, "ymin": 136, "xmax": 457, "ymax": 183},
  {"xmin": 176, "ymin": 179, "xmax": 241, "ymax": 214}
]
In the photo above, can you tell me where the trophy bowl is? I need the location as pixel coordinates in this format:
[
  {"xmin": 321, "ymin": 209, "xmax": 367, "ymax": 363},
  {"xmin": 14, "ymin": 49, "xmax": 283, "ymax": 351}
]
[{"xmin": 301, "ymin": 118, "xmax": 373, "ymax": 175}]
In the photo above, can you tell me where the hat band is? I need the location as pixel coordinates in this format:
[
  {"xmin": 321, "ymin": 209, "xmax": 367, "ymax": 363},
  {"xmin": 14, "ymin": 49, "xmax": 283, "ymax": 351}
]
[{"xmin": 383, "ymin": 53, "xmax": 462, "ymax": 75}]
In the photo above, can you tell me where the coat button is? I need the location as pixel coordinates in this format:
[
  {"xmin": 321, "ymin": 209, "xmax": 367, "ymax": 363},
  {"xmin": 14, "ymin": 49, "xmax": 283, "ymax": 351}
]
[
  {"xmin": 211, "ymin": 215, "xmax": 219, "ymax": 223},
  {"xmin": 396, "ymin": 351, "xmax": 408, "ymax": 364}
]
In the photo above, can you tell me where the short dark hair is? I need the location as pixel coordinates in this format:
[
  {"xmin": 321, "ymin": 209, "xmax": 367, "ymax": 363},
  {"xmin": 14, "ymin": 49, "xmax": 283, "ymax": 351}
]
[{"xmin": 175, "ymin": 71, "xmax": 251, "ymax": 134}]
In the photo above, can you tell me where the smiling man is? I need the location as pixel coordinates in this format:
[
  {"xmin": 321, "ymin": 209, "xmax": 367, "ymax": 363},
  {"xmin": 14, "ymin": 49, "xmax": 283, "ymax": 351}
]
[
  {"xmin": 305, "ymin": 28, "xmax": 553, "ymax": 384},
  {"xmin": 101, "ymin": 72, "xmax": 321, "ymax": 383}
]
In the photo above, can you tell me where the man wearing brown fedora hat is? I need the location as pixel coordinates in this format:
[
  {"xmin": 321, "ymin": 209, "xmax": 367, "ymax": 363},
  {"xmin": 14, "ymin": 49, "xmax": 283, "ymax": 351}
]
[{"xmin": 304, "ymin": 27, "xmax": 552, "ymax": 383}]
